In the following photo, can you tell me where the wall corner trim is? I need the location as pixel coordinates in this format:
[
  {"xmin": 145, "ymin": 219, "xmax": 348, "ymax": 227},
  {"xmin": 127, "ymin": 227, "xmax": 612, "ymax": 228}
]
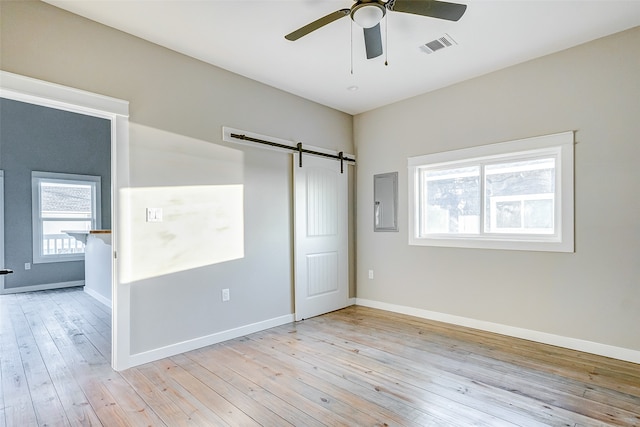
[{"xmin": 355, "ymin": 298, "xmax": 640, "ymax": 365}]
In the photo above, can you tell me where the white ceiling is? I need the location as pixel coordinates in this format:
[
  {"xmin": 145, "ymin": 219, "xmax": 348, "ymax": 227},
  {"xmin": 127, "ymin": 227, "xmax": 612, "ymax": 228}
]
[{"xmin": 45, "ymin": 0, "xmax": 640, "ymax": 115}]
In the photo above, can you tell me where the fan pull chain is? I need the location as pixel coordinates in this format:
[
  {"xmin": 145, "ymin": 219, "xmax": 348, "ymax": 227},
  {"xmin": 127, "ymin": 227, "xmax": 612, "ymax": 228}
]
[
  {"xmin": 350, "ymin": 18, "xmax": 354, "ymax": 75},
  {"xmin": 385, "ymin": 13, "xmax": 389, "ymax": 66}
]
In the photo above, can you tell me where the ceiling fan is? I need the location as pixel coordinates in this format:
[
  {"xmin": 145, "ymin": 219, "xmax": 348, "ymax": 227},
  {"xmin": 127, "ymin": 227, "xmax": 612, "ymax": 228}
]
[{"xmin": 285, "ymin": 0, "xmax": 467, "ymax": 60}]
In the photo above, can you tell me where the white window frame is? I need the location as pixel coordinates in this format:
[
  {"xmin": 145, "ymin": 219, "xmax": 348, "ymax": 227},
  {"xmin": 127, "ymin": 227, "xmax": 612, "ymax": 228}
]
[
  {"xmin": 32, "ymin": 171, "xmax": 102, "ymax": 263},
  {"xmin": 408, "ymin": 131, "xmax": 574, "ymax": 252}
]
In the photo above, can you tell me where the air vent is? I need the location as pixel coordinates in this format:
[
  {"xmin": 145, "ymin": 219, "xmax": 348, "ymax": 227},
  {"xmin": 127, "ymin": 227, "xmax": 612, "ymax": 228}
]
[{"xmin": 420, "ymin": 33, "xmax": 457, "ymax": 54}]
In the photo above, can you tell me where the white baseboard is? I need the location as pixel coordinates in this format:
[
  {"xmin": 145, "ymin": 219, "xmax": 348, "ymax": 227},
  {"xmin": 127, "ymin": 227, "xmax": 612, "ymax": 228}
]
[
  {"xmin": 125, "ymin": 300, "xmax": 356, "ymax": 369},
  {"xmin": 84, "ymin": 287, "xmax": 112, "ymax": 309},
  {"xmin": 126, "ymin": 313, "xmax": 295, "ymax": 369},
  {"xmin": 356, "ymin": 298, "xmax": 640, "ymax": 365},
  {"xmin": 0, "ymin": 280, "xmax": 84, "ymax": 295}
]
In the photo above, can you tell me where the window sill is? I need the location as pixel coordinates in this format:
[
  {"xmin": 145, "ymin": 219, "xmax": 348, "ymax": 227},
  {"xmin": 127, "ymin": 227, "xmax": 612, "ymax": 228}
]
[{"xmin": 409, "ymin": 235, "xmax": 574, "ymax": 253}]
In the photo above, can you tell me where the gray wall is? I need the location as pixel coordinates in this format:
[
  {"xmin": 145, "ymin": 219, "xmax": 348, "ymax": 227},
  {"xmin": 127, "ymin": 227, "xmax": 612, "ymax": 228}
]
[
  {"xmin": 354, "ymin": 27, "xmax": 640, "ymax": 353},
  {"xmin": 0, "ymin": 98, "xmax": 111, "ymax": 290},
  {"xmin": 0, "ymin": 0, "xmax": 353, "ymax": 358}
]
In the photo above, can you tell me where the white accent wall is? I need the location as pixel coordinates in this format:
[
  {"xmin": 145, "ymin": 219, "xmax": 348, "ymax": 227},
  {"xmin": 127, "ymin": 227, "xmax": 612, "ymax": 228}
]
[{"xmin": 354, "ymin": 27, "xmax": 640, "ymax": 361}]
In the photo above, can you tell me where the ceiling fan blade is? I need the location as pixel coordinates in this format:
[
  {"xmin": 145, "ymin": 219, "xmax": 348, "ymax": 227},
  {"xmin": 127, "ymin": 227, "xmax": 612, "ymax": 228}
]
[
  {"xmin": 285, "ymin": 9, "xmax": 350, "ymax": 41},
  {"xmin": 363, "ymin": 23, "xmax": 383, "ymax": 59},
  {"xmin": 387, "ymin": 0, "xmax": 467, "ymax": 21}
]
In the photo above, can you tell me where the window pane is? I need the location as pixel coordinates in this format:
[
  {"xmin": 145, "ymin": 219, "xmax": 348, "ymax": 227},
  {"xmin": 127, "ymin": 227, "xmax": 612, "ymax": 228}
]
[
  {"xmin": 421, "ymin": 166, "xmax": 480, "ymax": 235},
  {"xmin": 41, "ymin": 182, "xmax": 92, "ymax": 219},
  {"xmin": 485, "ymin": 158, "xmax": 555, "ymax": 234},
  {"xmin": 495, "ymin": 201, "xmax": 522, "ymax": 228},
  {"xmin": 524, "ymin": 199, "xmax": 554, "ymax": 229}
]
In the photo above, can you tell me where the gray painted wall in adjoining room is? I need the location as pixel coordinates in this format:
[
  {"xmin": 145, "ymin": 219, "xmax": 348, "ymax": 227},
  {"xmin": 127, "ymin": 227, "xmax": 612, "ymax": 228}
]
[{"xmin": 0, "ymin": 98, "xmax": 111, "ymax": 290}]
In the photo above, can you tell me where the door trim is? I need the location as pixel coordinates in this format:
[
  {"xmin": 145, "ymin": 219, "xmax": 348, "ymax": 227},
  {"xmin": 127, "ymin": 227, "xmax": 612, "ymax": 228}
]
[
  {"xmin": 0, "ymin": 171, "xmax": 4, "ymax": 291},
  {"xmin": 0, "ymin": 71, "xmax": 131, "ymax": 371}
]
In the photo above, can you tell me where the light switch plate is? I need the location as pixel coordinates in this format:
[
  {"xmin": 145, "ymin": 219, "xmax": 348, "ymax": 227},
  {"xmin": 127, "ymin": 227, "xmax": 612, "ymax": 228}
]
[{"xmin": 146, "ymin": 207, "xmax": 163, "ymax": 222}]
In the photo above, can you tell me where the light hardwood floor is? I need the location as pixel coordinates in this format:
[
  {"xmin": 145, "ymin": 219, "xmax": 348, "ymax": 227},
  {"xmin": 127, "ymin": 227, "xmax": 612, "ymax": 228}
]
[{"xmin": 1, "ymin": 287, "xmax": 639, "ymax": 426}]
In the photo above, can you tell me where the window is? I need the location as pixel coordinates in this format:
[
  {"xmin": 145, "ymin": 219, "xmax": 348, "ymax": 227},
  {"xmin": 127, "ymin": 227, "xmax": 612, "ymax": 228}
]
[
  {"xmin": 32, "ymin": 172, "xmax": 101, "ymax": 263},
  {"xmin": 408, "ymin": 132, "xmax": 574, "ymax": 252}
]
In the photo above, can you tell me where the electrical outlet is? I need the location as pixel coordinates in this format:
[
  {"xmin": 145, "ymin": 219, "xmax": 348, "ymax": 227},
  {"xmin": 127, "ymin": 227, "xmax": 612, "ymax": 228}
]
[
  {"xmin": 368, "ymin": 269, "xmax": 374, "ymax": 279},
  {"xmin": 25, "ymin": 263, "xmax": 31, "ymax": 270},
  {"xmin": 222, "ymin": 288, "xmax": 230, "ymax": 302}
]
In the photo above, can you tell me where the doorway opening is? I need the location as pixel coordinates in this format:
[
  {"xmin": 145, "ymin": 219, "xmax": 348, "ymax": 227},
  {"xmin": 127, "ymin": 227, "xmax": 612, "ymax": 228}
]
[{"xmin": 0, "ymin": 71, "xmax": 130, "ymax": 370}]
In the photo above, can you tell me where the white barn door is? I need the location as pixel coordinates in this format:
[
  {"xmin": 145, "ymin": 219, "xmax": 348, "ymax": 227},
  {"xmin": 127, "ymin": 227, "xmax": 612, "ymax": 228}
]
[{"xmin": 293, "ymin": 154, "xmax": 349, "ymax": 321}]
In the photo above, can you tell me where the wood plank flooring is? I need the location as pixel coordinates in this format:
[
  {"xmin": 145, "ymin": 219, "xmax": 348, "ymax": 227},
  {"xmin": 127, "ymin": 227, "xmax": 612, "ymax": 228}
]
[{"xmin": 1, "ymin": 287, "xmax": 639, "ymax": 426}]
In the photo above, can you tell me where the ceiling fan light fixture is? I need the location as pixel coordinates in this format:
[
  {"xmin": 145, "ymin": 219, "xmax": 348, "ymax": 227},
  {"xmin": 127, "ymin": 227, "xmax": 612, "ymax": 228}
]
[{"xmin": 351, "ymin": 3, "xmax": 385, "ymax": 28}]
